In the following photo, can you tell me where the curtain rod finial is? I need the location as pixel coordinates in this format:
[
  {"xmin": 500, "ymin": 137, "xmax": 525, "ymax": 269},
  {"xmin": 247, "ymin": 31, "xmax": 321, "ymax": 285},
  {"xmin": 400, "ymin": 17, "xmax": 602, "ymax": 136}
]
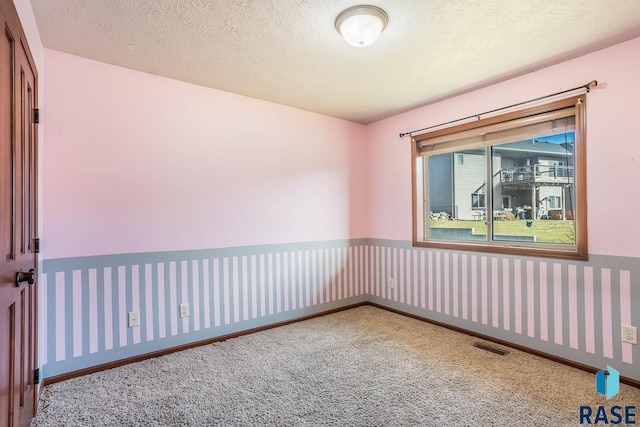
[{"xmin": 587, "ymin": 80, "xmax": 598, "ymax": 91}]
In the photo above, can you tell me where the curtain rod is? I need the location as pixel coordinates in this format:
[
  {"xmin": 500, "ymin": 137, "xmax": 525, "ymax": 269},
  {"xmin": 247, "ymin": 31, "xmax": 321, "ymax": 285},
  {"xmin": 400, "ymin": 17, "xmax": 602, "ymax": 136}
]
[{"xmin": 398, "ymin": 80, "xmax": 597, "ymax": 138}]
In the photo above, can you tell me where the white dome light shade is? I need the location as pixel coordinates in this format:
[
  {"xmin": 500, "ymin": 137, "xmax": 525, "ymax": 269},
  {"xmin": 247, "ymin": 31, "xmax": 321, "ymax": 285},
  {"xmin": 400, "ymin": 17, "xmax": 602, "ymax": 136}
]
[{"xmin": 335, "ymin": 5, "xmax": 388, "ymax": 47}]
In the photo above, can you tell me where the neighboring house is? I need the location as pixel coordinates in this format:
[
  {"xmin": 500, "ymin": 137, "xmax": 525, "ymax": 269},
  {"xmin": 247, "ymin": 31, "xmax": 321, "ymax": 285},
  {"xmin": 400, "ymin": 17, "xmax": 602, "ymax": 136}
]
[{"xmin": 429, "ymin": 139, "xmax": 575, "ymax": 220}]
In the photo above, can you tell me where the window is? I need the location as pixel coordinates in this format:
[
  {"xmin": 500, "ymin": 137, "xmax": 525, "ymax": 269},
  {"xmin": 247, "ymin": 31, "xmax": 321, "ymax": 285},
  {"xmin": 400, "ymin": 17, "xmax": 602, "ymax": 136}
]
[
  {"xmin": 411, "ymin": 95, "xmax": 587, "ymax": 260},
  {"xmin": 471, "ymin": 193, "xmax": 486, "ymax": 209},
  {"xmin": 547, "ymin": 196, "xmax": 562, "ymax": 209}
]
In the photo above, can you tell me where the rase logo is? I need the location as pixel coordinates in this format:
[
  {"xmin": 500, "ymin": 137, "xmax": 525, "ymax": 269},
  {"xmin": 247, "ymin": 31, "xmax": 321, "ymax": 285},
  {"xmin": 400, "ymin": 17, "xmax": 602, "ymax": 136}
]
[{"xmin": 579, "ymin": 366, "xmax": 636, "ymax": 425}]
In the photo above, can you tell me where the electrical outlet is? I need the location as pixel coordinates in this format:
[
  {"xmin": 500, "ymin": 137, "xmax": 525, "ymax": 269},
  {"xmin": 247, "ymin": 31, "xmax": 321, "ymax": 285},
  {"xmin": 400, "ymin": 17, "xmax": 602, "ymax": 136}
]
[
  {"xmin": 388, "ymin": 278, "xmax": 394, "ymax": 289},
  {"xmin": 179, "ymin": 303, "xmax": 190, "ymax": 318},
  {"xmin": 128, "ymin": 311, "xmax": 140, "ymax": 328},
  {"xmin": 622, "ymin": 325, "xmax": 637, "ymax": 344}
]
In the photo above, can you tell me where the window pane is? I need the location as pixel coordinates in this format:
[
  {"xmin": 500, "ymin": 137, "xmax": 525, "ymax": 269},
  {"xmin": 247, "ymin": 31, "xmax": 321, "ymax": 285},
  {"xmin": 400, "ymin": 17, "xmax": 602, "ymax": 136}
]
[
  {"xmin": 491, "ymin": 132, "xmax": 576, "ymax": 244},
  {"xmin": 427, "ymin": 148, "xmax": 487, "ymax": 241}
]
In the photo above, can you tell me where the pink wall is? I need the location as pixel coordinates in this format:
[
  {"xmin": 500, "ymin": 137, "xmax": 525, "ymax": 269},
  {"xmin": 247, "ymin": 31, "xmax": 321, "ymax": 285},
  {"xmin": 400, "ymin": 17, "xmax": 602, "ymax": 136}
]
[
  {"xmin": 366, "ymin": 36, "xmax": 640, "ymax": 258},
  {"xmin": 43, "ymin": 37, "xmax": 640, "ymax": 260},
  {"xmin": 43, "ymin": 50, "xmax": 367, "ymax": 259}
]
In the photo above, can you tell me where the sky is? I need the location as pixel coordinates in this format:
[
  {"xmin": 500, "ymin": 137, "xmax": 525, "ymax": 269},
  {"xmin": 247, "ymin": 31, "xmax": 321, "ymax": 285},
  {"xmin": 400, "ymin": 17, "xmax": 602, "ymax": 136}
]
[{"xmin": 539, "ymin": 131, "xmax": 575, "ymax": 144}]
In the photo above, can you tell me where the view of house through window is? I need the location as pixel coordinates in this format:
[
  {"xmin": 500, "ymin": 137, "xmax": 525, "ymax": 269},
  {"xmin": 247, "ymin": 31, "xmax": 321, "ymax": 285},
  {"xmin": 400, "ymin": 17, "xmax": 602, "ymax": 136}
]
[
  {"xmin": 491, "ymin": 135, "xmax": 575, "ymax": 243},
  {"xmin": 412, "ymin": 96, "xmax": 586, "ymax": 259}
]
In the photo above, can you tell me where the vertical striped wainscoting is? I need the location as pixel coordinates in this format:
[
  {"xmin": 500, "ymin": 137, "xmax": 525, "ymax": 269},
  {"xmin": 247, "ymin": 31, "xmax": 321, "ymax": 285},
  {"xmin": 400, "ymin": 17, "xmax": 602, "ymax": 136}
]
[
  {"xmin": 367, "ymin": 239, "xmax": 640, "ymax": 382},
  {"xmin": 41, "ymin": 240, "xmax": 369, "ymax": 378}
]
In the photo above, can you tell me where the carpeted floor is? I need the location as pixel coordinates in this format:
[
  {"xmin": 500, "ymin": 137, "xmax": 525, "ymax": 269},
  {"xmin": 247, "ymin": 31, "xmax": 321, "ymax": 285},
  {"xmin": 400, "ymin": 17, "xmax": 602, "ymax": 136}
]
[{"xmin": 32, "ymin": 306, "xmax": 639, "ymax": 426}]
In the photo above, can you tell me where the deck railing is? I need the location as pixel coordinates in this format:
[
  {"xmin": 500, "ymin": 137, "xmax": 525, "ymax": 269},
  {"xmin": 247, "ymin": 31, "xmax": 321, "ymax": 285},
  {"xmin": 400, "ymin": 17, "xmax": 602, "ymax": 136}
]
[{"xmin": 500, "ymin": 164, "xmax": 574, "ymax": 183}]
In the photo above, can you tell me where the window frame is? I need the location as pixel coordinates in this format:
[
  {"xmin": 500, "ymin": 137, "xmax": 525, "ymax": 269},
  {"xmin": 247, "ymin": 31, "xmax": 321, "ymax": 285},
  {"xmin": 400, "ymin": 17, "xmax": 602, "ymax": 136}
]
[
  {"xmin": 471, "ymin": 193, "xmax": 486, "ymax": 210},
  {"xmin": 411, "ymin": 95, "xmax": 587, "ymax": 260}
]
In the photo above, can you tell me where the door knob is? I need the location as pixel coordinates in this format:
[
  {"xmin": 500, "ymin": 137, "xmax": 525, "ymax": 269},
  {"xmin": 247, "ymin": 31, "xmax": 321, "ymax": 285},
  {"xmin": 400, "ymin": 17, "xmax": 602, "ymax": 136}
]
[{"xmin": 16, "ymin": 269, "xmax": 36, "ymax": 286}]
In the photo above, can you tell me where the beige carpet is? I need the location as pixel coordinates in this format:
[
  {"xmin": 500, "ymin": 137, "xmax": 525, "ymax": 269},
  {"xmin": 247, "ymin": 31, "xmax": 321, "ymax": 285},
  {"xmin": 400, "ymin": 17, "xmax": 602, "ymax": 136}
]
[{"xmin": 32, "ymin": 306, "xmax": 639, "ymax": 426}]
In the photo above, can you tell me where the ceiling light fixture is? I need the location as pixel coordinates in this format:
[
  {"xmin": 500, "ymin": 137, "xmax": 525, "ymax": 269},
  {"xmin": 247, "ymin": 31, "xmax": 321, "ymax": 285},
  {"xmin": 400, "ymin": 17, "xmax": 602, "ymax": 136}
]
[{"xmin": 335, "ymin": 5, "xmax": 388, "ymax": 47}]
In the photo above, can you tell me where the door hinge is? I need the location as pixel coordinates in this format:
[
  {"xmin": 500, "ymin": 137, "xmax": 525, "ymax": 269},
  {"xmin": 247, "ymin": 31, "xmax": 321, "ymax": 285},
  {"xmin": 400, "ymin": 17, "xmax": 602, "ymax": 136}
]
[
  {"xmin": 34, "ymin": 108, "xmax": 39, "ymax": 124},
  {"xmin": 34, "ymin": 237, "xmax": 40, "ymax": 253},
  {"xmin": 34, "ymin": 368, "xmax": 40, "ymax": 385}
]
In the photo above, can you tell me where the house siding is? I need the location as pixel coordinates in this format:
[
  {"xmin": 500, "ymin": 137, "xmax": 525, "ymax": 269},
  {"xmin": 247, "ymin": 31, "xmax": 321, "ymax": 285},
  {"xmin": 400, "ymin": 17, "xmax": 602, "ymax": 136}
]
[
  {"xmin": 454, "ymin": 151, "xmax": 486, "ymax": 220},
  {"xmin": 427, "ymin": 153, "xmax": 454, "ymax": 215}
]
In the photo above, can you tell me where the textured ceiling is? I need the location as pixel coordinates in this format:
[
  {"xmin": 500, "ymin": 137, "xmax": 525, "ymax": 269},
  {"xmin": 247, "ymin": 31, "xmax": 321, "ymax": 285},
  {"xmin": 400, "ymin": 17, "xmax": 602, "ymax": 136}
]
[{"xmin": 30, "ymin": 0, "xmax": 640, "ymax": 124}]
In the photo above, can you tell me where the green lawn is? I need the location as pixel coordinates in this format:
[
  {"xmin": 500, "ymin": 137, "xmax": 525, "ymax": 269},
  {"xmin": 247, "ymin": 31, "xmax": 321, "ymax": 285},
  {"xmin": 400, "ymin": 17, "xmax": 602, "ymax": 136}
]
[{"xmin": 430, "ymin": 219, "xmax": 575, "ymax": 244}]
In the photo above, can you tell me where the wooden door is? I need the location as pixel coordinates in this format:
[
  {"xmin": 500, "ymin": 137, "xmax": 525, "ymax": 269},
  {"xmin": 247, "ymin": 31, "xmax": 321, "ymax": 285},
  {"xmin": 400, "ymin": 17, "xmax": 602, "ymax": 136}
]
[{"xmin": 0, "ymin": 0, "xmax": 38, "ymax": 425}]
